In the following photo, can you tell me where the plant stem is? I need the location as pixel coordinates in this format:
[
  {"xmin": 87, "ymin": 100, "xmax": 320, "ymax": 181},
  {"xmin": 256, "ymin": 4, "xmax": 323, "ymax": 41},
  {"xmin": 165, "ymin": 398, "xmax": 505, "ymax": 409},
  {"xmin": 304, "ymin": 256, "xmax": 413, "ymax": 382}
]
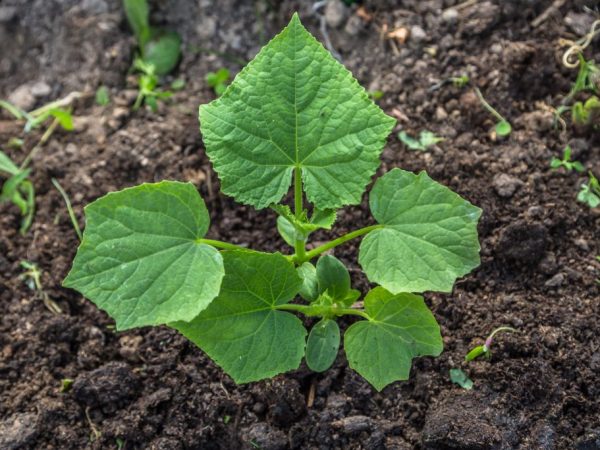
[
  {"xmin": 293, "ymin": 166, "xmax": 306, "ymax": 261},
  {"xmin": 274, "ymin": 303, "xmax": 370, "ymax": 320},
  {"xmin": 474, "ymin": 87, "xmax": 506, "ymax": 123},
  {"xmin": 296, "ymin": 224, "xmax": 383, "ymax": 263},
  {"xmin": 51, "ymin": 178, "xmax": 83, "ymax": 241},
  {"xmin": 197, "ymin": 239, "xmax": 247, "ymax": 251},
  {"xmin": 20, "ymin": 117, "xmax": 60, "ymax": 170}
]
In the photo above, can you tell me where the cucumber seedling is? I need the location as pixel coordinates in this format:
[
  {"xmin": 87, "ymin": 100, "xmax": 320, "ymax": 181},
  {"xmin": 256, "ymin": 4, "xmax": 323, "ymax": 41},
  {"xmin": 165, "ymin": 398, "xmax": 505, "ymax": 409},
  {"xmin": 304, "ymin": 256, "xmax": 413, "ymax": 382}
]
[
  {"xmin": 123, "ymin": 0, "xmax": 182, "ymax": 111},
  {"xmin": 0, "ymin": 150, "xmax": 35, "ymax": 234},
  {"xmin": 550, "ymin": 145, "xmax": 584, "ymax": 173},
  {"xmin": 577, "ymin": 171, "xmax": 600, "ymax": 208},
  {"xmin": 64, "ymin": 14, "xmax": 482, "ymax": 391},
  {"xmin": 474, "ymin": 87, "xmax": 512, "ymax": 136},
  {"xmin": 465, "ymin": 326, "xmax": 517, "ymax": 361}
]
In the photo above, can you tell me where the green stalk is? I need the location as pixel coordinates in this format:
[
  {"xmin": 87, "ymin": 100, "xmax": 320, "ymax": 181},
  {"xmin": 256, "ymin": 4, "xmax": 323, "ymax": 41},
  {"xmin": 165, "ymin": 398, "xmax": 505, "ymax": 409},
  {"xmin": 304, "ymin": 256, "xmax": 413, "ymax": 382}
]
[
  {"xmin": 296, "ymin": 224, "xmax": 383, "ymax": 263},
  {"xmin": 474, "ymin": 87, "xmax": 506, "ymax": 123},
  {"xmin": 197, "ymin": 239, "xmax": 247, "ymax": 251},
  {"xmin": 51, "ymin": 178, "xmax": 83, "ymax": 241},
  {"xmin": 275, "ymin": 303, "xmax": 370, "ymax": 320},
  {"xmin": 293, "ymin": 166, "xmax": 306, "ymax": 261}
]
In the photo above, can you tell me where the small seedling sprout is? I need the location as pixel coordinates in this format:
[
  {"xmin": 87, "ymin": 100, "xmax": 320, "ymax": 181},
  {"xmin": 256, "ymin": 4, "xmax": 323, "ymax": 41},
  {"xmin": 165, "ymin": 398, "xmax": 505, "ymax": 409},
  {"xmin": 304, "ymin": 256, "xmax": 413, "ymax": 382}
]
[
  {"xmin": 577, "ymin": 171, "xmax": 600, "ymax": 208},
  {"xmin": 95, "ymin": 86, "xmax": 110, "ymax": 106},
  {"xmin": 465, "ymin": 326, "xmax": 517, "ymax": 361},
  {"xmin": 206, "ymin": 68, "xmax": 231, "ymax": 96},
  {"xmin": 398, "ymin": 130, "xmax": 444, "ymax": 151},
  {"xmin": 20, "ymin": 261, "xmax": 62, "ymax": 314},
  {"xmin": 474, "ymin": 87, "xmax": 511, "ymax": 136},
  {"xmin": 550, "ymin": 146, "xmax": 585, "ymax": 173},
  {"xmin": 51, "ymin": 178, "xmax": 83, "ymax": 241}
]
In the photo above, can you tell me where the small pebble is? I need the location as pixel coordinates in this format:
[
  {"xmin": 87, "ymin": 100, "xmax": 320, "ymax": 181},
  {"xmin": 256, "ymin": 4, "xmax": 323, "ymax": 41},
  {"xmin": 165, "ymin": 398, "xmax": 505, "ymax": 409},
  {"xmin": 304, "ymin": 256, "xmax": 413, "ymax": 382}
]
[
  {"xmin": 442, "ymin": 8, "xmax": 459, "ymax": 25},
  {"xmin": 493, "ymin": 173, "xmax": 523, "ymax": 198},
  {"xmin": 544, "ymin": 273, "xmax": 564, "ymax": 288},
  {"xmin": 325, "ymin": 0, "xmax": 347, "ymax": 28},
  {"xmin": 410, "ymin": 25, "xmax": 427, "ymax": 43}
]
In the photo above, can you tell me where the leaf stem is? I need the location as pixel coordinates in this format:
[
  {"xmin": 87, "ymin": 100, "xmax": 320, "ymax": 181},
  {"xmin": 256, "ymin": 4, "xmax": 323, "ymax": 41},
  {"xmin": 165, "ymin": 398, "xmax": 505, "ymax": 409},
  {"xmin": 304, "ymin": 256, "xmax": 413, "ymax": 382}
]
[
  {"xmin": 474, "ymin": 87, "xmax": 506, "ymax": 123},
  {"xmin": 197, "ymin": 239, "xmax": 247, "ymax": 251},
  {"xmin": 296, "ymin": 224, "xmax": 383, "ymax": 263},
  {"xmin": 275, "ymin": 303, "xmax": 370, "ymax": 320},
  {"xmin": 293, "ymin": 167, "xmax": 306, "ymax": 260}
]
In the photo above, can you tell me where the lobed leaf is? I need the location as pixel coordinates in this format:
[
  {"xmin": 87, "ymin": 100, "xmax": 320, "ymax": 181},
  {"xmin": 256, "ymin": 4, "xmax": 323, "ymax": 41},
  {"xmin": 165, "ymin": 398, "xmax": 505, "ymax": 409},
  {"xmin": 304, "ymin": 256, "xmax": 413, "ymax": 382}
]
[
  {"xmin": 199, "ymin": 13, "xmax": 395, "ymax": 210},
  {"xmin": 359, "ymin": 169, "xmax": 481, "ymax": 294},
  {"xmin": 344, "ymin": 287, "xmax": 443, "ymax": 391},
  {"xmin": 171, "ymin": 251, "xmax": 306, "ymax": 384},
  {"xmin": 64, "ymin": 181, "xmax": 224, "ymax": 330}
]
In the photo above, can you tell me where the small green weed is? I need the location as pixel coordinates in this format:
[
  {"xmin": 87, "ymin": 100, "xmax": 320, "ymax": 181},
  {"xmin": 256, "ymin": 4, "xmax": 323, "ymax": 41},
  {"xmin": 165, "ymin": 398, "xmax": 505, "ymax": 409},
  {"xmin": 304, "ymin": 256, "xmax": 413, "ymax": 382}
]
[
  {"xmin": 206, "ymin": 68, "xmax": 230, "ymax": 96},
  {"xmin": 474, "ymin": 88, "xmax": 511, "ymax": 136},
  {"xmin": 577, "ymin": 171, "xmax": 600, "ymax": 208},
  {"xmin": 550, "ymin": 146, "xmax": 584, "ymax": 172},
  {"xmin": 398, "ymin": 130, "xmax": 444, "ymax": 151}
]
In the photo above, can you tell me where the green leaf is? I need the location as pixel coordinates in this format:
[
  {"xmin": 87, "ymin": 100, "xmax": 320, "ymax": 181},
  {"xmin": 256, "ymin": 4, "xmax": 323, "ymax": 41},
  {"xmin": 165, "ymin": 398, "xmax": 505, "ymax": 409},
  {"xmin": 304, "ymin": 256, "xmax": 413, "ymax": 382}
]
[
  {"xmin": 63, "ymin": 181, "xmax": 225, "ymax": 330},
  {"xmin": 465, "ymin": 345, "xmax": 486, "ymax": 361},
  {"xmin": 276, "ymin": 215, "xmax": 299, "ymax": 247},
  {"xmin": 171, "ymin": 251, "xmax": 306, "ymax": 383},
  {"xmin": 0, "ymin": 150, "xmax": 20, "ymax": 175},
  {"xmin": 449, "ymin": 368, "xmax": 473, "ymax": 390},
  {"xmin": 398, "ymin": 130, "xmax": 444, "ymax": 151},
  {"xmin": 305, "ymin": 319, "xmax": 340, "ymax": 372},
  {"xmin": 49, "ymin": 108, "xmax": 74, "ymax": 131},
  {"xmin": 309, "ymin": 208, "xmax": 336, "ymax": 229},
  {"xmin": 95, "ymin": 86, "xmax": 110, "ymax": 106},
  {"xmin": 0, "ymin": 169, "xmax": 31, "ymax": 204},
  {"xmin": 495, "ymin": 120, "xmax": 511, "ymax": 136},
  {"xmin": 144, "ymin": 30, "xmax": 181, "ymax": 76},
  {"xmin": 344, "ymin": 287, "xmax": 443, "ymax": 391},
  {"xmin": 123, "ymin": 0, "xmax": 151, "ymax": 47},
  {"xmin": 359, "ymin": 169, "xmax": 481, "ymax": 294},
  {"xmin": 199, "ymin": 13, "xmax": 396, "ymax": 210},
  {"xmin": 316, "ymin": 255, "xmax": 350, "ymax": 301},
  {"xmin": 297, "ymin": 262, "xmax": 318, "ymax": 301}
]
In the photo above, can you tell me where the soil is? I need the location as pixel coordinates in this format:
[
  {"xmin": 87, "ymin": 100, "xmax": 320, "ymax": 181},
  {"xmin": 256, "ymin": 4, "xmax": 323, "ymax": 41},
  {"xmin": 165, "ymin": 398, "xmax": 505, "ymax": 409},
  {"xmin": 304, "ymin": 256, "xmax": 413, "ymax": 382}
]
[{"xmin": 1, "ymin": 0, "xmax": 599, "ymax": 449}]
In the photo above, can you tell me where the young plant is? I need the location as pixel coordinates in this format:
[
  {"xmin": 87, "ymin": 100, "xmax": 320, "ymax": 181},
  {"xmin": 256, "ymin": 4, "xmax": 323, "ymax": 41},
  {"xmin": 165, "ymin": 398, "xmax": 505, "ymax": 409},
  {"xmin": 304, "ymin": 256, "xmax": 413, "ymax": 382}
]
[
  {"xmin": 64, "ymin": 14, "xmax": 482, "ymax": 391},
  {"xmin": 20, "ymin": 261, "xmax": 62, "ymax": 314},
  {"xmin": 577, "ymin": 171, "xmax": 600, "ymax": 208},
  {"xmin": 206, "ymin": 68, "xmax": 231, "ymax": 97},
  {"xmin": 572, "ymin": 95, "xmax": 600, "ymax": 127},
  {"xmin": 465, "ymin": 326, "xmax": 517, "ymax": 361},
  {"xmin": 398, "ymin": 130, "xmax": 444, "ymax": 151},
  {"xmin": 550, "ymin": 145, "xmax": 584, "ymax": 173},
  {"xmin": 124, "ymin": 0, "xmax": 181, "ymax": 110},
  {"xmin": 449, "ymin": 368, "xmax": 473, "ymax": 390},
  {"xmin": 0, "ymin": 150, "xmax": 35, "ymax": 234},
  {"xmin": 474, "ymin": 87, "xmax": 511, "ymax": 136}
]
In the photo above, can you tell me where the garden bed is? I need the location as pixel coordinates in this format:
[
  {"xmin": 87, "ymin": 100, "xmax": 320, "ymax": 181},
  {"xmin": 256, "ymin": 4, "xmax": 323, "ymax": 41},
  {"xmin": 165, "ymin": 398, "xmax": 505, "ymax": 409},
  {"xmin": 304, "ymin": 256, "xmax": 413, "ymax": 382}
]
[{"xmin": 0, "ymin": 0, "xmax": 599, "ymax": 449}]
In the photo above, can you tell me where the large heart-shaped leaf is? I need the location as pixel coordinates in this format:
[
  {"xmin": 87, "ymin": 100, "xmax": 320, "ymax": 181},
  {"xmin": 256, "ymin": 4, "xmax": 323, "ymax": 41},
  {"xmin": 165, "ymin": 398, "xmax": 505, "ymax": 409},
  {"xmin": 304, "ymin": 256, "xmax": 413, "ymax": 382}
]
[
  {"xmin": 64, "ymin": 181, "xmax": 224, "ymax": 330},
  {"xmin": 171, "ymin": 251, "xmax": 306, "ymax": 383},
  {"xmin": 199, "ymin": 13, "xmax": 395, "ymax": 209},
  {"xmin": 359, "ymin": 169, "xmax": 481, "ymax": 294},
  {"xmin": 344, "ymin": 287, "xmax": 443, "ymax": 391}
]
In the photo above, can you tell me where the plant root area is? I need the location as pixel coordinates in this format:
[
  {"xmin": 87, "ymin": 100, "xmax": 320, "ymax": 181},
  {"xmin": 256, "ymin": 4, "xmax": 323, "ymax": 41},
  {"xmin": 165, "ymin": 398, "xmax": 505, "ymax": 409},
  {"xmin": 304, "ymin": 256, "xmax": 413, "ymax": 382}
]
[{"xmin": 0, "ymin": 1, "xmax": 599, "ymax": 449}]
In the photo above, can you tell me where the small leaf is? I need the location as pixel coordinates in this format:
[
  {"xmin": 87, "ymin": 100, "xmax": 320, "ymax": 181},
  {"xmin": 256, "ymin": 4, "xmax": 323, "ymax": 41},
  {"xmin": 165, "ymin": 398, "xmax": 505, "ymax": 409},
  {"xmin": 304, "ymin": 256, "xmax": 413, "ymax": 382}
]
[
  {"xmin": 297, "ymin": 262, "xmax": 319, "ymax": 301},
  {"xmin": 495, "ymin": 120, "xmax": 511, "ymax": 136},
  {"xmin": 419, "ymin": 130, "xmax": 444, "ymax": 148},
  {"xmin": 397, "ymin": 131, "xmax": 423, "ymax": 150},
  {"xmin": 359, "ymin": 169, "xmax": 481, "ymax": 294},
  {"xmin": 316, "ymin": 255, "xmax": 350, "ymax": 301},
  {"xmin": 0, "ymin": 169, "xmax": 31, "ymax": 203},
  {"xmin": 64, "ymin": 181, "xmax": 225, "ymax": 330},
  {"xmin": 95, "ymin": 86, "xmax": 110, "ymax": 106},
  {"xmin": 305, "ymin": 319, "xmax": 340, "ymax": 372},
  {"xmin": 49, "ymin": 108, "xmax": 74, "ymax": 131},
  {"xmin": 171, "ymin": 251, "xmax": 306, "ymax": 384},
  {"xmin": 344, "ymin": 287, "xmax": 443, "ymax": 391},
  {"xmin": 199, "ymin": 13, "xmax": 396, "ymax": 210},
  {"xmin": 123, "ymin": 0, "xmax": 150, "ymax": 47},
  {"xmin": 572, "ymin": 161, "xmax": 585, "ymax": 173},
  {"xmin": 0, "ymin": 150, "xmax": 20, "ymax": 175},
  {"xmin": 170, "ymin": 78, "xmax": 185, "ymax": 90},
  {"xmin": 465, "ymin": 345, "xmax": 486, "ymax": 361},
  {"xmin": 449, "ymin": 368, "xmax": 473, "ymax": 390},
  {"xmin": 398, "ymin": 130, "xmax": 443, "ymax": 151},
  {"xmin": 144, "ymin": 30, "xmax": 181, "ymax": 76},
  {"xmin": 276, "ymin": 215, "xmax": 299, "ymax": 247},
  {"xmin": 310, "ymin": 208, "xmax": 336, "ymax": 229}
]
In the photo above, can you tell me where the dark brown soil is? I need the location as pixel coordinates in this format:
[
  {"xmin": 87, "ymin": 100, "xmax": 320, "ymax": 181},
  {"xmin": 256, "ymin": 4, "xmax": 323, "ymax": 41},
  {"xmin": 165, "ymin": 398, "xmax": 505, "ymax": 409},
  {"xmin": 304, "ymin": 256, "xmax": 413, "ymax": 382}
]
[{"xmin": 1, "ymin": 1, "xmax": 599, "ymax": 449}]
